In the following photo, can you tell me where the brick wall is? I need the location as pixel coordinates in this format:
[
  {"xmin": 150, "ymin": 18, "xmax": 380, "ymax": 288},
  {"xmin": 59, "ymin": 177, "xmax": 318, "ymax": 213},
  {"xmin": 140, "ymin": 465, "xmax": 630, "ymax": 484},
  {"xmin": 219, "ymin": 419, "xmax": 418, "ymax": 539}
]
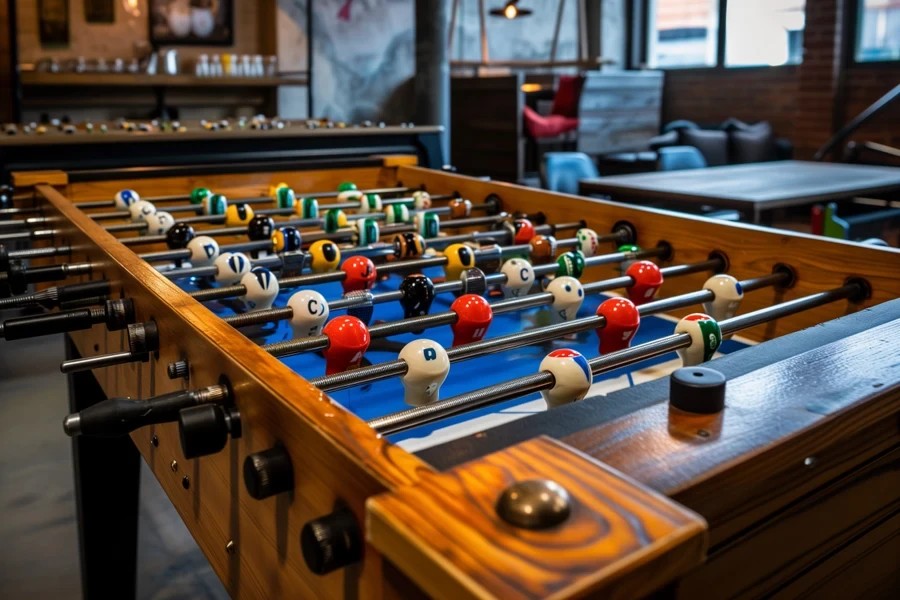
[
  {"xmin": 845, "ymin": 66, "xmax": 900, "ymax": 149},
  {"xmin": 663, "ymin": 67, "xmax": 799, "ymax": 141},
  {"xmin": 0, "ymin": 0, "xmax": 12, "ymax": 123},
  {"xmin": 661, "ymin": 0, "xmax": 900, "ymax": 159}
]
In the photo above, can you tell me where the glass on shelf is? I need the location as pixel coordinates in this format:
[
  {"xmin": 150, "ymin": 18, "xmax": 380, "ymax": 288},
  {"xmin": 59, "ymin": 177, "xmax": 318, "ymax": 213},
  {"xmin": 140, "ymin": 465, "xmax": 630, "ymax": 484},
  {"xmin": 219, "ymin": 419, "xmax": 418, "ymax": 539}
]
[{"xmin": 196, "ymin": 54, "xmax": 210, "ymax": 77}]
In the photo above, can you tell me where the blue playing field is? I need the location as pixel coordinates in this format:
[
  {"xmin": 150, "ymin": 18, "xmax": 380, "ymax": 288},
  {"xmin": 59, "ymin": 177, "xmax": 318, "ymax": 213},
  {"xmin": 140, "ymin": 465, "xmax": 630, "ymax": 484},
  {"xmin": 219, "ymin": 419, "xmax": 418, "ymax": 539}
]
[{"xmin": 181, "ymin": 264, "xmax": 749, "ymax": 448}]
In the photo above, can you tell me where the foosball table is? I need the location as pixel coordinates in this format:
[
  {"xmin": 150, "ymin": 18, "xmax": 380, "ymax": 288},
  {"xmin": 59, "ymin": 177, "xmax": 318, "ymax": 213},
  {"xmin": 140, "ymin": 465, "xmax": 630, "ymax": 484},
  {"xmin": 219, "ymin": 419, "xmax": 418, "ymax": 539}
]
[{"xmin": 1, "ymin": 155, "xmax": 900, "ymax": 599}]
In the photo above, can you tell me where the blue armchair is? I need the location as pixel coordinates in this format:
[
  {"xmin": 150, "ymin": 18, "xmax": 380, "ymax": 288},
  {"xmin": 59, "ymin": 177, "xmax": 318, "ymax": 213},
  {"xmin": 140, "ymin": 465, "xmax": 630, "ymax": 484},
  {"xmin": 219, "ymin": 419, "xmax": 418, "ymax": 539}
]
[{"xmin": 541, "ymin": 152, "xmax": 599, "ymax": 195}]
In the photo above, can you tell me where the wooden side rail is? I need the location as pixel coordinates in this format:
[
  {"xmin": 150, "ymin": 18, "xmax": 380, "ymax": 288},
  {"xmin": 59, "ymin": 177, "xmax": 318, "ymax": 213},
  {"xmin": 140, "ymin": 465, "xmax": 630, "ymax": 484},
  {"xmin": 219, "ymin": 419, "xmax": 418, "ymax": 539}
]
[{"xmin": 368, "ymin": 437, "xmax": 707, "ymax": 600}]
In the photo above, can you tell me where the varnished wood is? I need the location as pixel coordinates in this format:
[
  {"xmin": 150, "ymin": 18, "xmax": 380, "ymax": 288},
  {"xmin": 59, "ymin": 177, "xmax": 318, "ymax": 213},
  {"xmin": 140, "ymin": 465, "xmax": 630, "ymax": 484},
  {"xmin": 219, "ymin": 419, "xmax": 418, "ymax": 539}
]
[
  {"xmin": 672, "ymin": 446, "xmax": 900, "ymax": 598},
  {"xmin": 367, "ymin": 436, "xmax": 707, "ymax": 600},
  {"xmin": 13, "ymin": 163, "xmax": 900, "ymax": 599},
  {"xmin": 35, "ymin": 183, "xmax": 427, "ymax": 600},
  {"xmin": 767, "ymin": 511, "xmax": 900, "ymax": 599},
  {"xmin": 12, "ymin": 170, "xmax": 68, "ymax": 187},
  {"xmin": 374, "ymin": 154, "xmax": 421, "ymax": 167},
  {"xmin": 399, "ymin": 165, "xmax": 900, "ymax": 342},
  {"xmin": 64, "ymin": 164, "xmax": 409, "ymax": 203},
  {"xmin": 559, "ymin": 316, "xmax": 900, "ymax": 543}
]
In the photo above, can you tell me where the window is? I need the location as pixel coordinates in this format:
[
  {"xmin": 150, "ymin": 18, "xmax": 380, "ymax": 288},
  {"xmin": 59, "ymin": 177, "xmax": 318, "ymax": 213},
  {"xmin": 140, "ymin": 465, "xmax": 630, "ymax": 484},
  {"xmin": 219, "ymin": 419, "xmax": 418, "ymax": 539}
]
[
  {"xmin": 726, "ymin": 0, "xmax": 806, "ymax": 66},
  {"xmin": 856, "ymin": 0, "xmax": 900, "ymax": 62},
  {"xmin": 647, "ymin": 0, "xmax": 719, "ymax": 68},
  {"xmin": 644, "ymin": 0, "xmax": 806, "ymax": 68}
]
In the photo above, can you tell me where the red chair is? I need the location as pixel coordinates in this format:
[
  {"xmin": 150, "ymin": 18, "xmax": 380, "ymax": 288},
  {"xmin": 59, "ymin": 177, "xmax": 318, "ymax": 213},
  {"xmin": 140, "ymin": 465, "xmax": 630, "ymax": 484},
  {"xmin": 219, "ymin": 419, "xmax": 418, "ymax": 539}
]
[
  {"xmin": 523, "ymin": 105, "xmax": 578, "ymax": 140},
  {"xmin": 550, "ymin": 75, "xmax": 585, "ymax": 118}
]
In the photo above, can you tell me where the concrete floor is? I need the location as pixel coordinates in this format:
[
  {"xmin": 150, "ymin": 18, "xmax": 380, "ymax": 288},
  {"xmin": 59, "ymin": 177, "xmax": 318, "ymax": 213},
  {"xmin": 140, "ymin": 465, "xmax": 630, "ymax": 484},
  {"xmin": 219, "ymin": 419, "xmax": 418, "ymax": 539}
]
[{"xmin": 0, "ymin": 332, "xmax": 228, "ymax": 600}]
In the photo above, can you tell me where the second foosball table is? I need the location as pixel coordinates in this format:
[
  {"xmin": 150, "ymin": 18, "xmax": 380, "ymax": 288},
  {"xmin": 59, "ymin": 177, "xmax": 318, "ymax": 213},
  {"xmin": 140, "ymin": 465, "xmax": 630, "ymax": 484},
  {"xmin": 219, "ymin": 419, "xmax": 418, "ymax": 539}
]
[{"xmin": 2, "ymin": 156, "xmax": 900, "ymax": 599}]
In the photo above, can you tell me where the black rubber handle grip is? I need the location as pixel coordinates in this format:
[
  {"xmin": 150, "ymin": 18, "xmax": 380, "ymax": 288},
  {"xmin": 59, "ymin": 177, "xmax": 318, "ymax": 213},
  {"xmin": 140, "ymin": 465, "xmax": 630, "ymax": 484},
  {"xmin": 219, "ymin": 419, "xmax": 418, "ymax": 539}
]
[
  {"xmin": 22, "ymin": 264, "xmax": 68, "ymax": 284},
  {"xmin": 2, "ymin": 308, "xmax": 96, "ymax": 340},
  {"xmin": 74, "ymin": 390, "xmax": 201, "ymax": 436},
  {"xmin": 57, "ymin": 280, "xmax": 110, "ymax": 303}
]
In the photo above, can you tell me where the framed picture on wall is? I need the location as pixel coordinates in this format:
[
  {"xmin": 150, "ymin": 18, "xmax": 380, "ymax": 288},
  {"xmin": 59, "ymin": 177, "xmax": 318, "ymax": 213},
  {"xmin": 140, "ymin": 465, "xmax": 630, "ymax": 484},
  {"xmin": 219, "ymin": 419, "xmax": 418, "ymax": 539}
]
[{"xmin": 149, "ymin": 0, "xmax": 233, "ymax": 46}]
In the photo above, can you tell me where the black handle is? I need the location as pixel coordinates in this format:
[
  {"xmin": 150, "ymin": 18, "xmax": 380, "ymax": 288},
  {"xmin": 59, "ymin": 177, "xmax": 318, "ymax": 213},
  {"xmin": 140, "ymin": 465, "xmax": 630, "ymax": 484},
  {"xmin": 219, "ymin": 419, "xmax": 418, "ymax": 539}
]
[
  {"xmin": 1, "ymin": 308, "xmax": 98, "ymax": 340},
  {"xmin": 64, "ymin": 390, "xmax": 204, "ymax": 437},
  {"xmin": 19, "ymin": 263, "xmax": 68, "ymax": 284},
  {"xmin": 57, "ymin": 280, "xmax": 111, "ymax": 304}
]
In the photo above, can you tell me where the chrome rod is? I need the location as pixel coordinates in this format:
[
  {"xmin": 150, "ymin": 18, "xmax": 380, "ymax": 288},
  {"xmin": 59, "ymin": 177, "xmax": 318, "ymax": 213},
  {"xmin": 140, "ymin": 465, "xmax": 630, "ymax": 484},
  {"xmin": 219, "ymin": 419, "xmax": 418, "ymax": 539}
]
[
  {"xmin": 8, "ymin": 245, "xmax": 73, "ymax": 261},
  {"xmin": 188, "ymin": 243, "xmax": 505, "ymax": 303},
  {"xmin": 228, "ymin": 239, "xmax": 624, "ymax": 327},
  {"xmin": 265, "ymin": 252, "xmax": 701, "ymax": 359},
  {"xmin": 314, "ymin": 275, "xmax": 723, "ymax": 393},
  {"xmin": 60, "ymin": 351, "xmax": 147, "ymax": 374},
  {"xmin": 368, "ymin": 282, "xmax": 862, "ymax": 435},
  {"xmin": 186, "ymin": 245, "xmax": 399, "ymax": 300},
  {"xmin": 72, "ymin": 186, "xmax": 420, "ymax": 209}
]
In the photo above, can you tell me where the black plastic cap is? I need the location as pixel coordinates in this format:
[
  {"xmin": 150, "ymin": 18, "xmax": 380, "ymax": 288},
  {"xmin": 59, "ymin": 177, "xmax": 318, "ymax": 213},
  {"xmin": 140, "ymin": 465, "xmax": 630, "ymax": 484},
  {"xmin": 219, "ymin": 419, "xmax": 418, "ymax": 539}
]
[
  {"xmin": 7, "ymin": 262, "xmax": 28, "ymax": 295},
  {"xmin": 483, "ymin": 194, "xmax": 502, "ymax": 216},
  {"xmin": 670, "ymin": 367, "xmax": 726, "ymax": 414},
  {"xmin": 243, "ymin": 447, "xmax": 294, "ymax": 500},
  {"xmin": 178, "ymin": 404, "xmax": 229, "ymax": 459},
  {"xmin": 105, "ymin": 298, "xmax": 135, "ymax": 331},
  {"xmin": 167, "ymin": 360, "xmax": 189, "ymax": 380},
  {"xmin": 300, "ymin": 508, "xmax": 363, "ymax": 575},
  {"xmin": 612, "ymin": 220, "xmax": 637, "ymax": 246},
  {"xmin": 127, "ymin": 320, "xmax": 159, "ymax": 354}
]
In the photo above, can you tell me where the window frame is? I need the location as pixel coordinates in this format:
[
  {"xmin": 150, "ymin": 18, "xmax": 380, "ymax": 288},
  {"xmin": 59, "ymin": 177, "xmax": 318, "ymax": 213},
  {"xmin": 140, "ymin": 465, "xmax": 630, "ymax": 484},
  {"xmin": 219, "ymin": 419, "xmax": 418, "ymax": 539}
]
[
  {"xmin": 850, "ymin": 0, "xmax": 900, "ymax": 66},
  {"xmin": 635, "ymin": 0, "xmax": 806, "ymax": 71}
]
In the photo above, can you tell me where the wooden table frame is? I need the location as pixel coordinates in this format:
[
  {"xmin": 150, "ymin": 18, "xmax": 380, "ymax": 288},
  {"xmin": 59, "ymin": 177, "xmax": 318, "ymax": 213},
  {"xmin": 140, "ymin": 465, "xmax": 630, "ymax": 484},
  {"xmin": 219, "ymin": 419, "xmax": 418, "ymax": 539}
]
[{"xmin": 8, "ymin": 159, "xmax": 900, "ymax": 599}]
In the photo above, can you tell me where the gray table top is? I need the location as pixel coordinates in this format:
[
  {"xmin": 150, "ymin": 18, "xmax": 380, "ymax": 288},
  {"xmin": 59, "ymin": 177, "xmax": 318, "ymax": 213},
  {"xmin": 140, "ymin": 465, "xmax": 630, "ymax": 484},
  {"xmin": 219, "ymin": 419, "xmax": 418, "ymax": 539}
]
[{"xmin": 579, "ymin": 161, "xmax": 900, "ymax": 210}]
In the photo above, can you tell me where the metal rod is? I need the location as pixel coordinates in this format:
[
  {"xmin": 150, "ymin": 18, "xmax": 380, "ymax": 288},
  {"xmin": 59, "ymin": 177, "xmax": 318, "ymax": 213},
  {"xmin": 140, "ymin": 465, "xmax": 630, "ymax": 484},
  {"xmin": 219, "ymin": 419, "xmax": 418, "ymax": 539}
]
[
  {"xmin": 8, "ymin": 245, "xmax": 72, "ymax": 261},
  {"xmin": 0, "ymin": 229, "xmax": 38, "ymax": 242},
  {"xmin": 187, "ymin": 241, "xmax": 503, "ymax": 303},
  {"xmin": 313, "ymin": 269, "xmax": 724, "ymax": 393},
  {"xmin": 71, "ymin": 186, "xmax": 419, "ymax": 209},
  {"xmin": 368, "ymin": 282, "xmax": 862, "ymax": 436},
  {"xmin": 719, "ymin": 282, "xmax": 862, "ymax": 335},
  {"xmin": 265, "ymin": 252, "xmax": 701, "ymax": 359},
  {"xmin": 158, "ymin": 255, "xmax": 283, "ymax": 279},
  {"xmin": 185, "ymin": 245, "xmax": 399, "ymax": 300},
  {"xmin": 118, "ymin": 210, "xmax": 502, "ymax": 248},
  {"xmin": 97, "ymin": 193, "xmax": 463, "ymax": 233},
  {"xmin": 0, "ymin": 217, "xmax": 46, "ymax": 231},
  {"xmin": 0, "ymin": 206, "xmax": 42, "ymax": 217},
  {"xmin": 60, "ymin": 351, "xmax": 146, "ymax": 374}
]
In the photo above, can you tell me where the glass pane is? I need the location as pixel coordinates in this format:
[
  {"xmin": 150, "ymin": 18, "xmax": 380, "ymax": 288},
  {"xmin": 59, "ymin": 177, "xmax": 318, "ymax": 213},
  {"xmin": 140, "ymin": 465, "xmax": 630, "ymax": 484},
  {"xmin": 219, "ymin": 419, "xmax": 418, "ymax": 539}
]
[
  {"xmin": 725, "ymin": 0, "xmax": 806, "ymax": 67},
  {"xmin": 648, "ymin": 0, "xmax": 719, "ymax": 68},
  {"xmin": 857, "ymin": 0, "xmax": 900, "ymax": 62}
]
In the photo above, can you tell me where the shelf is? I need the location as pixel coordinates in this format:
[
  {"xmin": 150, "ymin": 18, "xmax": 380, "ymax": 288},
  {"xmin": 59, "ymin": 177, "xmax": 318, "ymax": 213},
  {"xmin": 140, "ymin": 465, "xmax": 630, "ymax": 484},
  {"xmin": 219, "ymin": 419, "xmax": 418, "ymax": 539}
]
[{"xmin": 19, "ymin": 71, "xmax": 308, "ymax": 88}]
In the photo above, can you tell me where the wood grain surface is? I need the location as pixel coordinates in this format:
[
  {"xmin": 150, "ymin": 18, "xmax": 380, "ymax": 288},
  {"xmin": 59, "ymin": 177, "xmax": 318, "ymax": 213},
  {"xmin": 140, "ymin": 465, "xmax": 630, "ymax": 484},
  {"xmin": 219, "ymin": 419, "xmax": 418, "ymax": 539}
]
[
  {"xmin": 673, "ymin": 447, "xmax": 900, "ymax": 598},
  {"xmin": 398, "ymin": 165, "xmax": 900, "ymax": 342},
  {"xmin": 12, "ymin": 170, "xmax": 69, "ymax": 187},
  {"xmin": 367, "ymin": 436, "xmax": 707, "ymax": 600},
  {"xmin": 563, "ymin": 316, "xmax": 900, "ymax": 550},
  {"xmin": 14, "ymin": 163, "xmax": 900, "ymax": 599},
  {"xmin": 34, "ymin": 183, "xmax": 430, "ymax": 600},
  {"xmin": 65, "ymin": 165, "xmax": 407, "ymax": 203}
]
